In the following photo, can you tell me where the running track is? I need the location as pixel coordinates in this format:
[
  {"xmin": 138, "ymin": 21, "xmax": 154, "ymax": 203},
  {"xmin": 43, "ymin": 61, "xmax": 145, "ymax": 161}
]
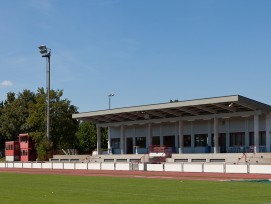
[{"xmin": 0, "ymin": 168, "xmax": 271, "ymax": 181}]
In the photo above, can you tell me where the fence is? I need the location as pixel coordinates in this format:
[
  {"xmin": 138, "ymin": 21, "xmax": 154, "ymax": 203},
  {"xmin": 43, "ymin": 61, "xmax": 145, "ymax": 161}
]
[{"xmin": 0, "ymin": 162, "xmax": 271, "ymax": 174}]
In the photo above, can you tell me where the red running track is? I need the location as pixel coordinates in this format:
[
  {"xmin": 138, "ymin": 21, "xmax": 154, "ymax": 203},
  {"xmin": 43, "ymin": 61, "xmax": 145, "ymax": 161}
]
[{"xmin": 0, "ymin": 168, "xmax": 271, "ymax": 181}]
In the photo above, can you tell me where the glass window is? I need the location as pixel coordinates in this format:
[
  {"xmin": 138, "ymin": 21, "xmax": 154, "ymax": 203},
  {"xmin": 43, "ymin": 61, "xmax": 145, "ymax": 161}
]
[
  {"xmin": 249, "ymin": 132, "xmax": 254, "ymax": 146},
  {"xmin": 111, "ymin": 138, "xmax": 120, "ymax": 149},
  {"xmin": 249, "ymin": 131, "xmax": 266, "ymax": 146},
  {"xmin": 136, "ymin": 137, "xmax": 146, "ymax": 148},
  {"xmin": 183, "ymin": 135, "xmax": 191, "ymax": 147},
  {"xmin": 260, "ymin": 131, "xmax": 266, "ymax": 146},
  {"xmin": 230, "ymin": 132, "xmax": 245, "ymax": 146},
  {"xmin": 194, "ymin": 134, "xmax": 207, "ymax": 147}
]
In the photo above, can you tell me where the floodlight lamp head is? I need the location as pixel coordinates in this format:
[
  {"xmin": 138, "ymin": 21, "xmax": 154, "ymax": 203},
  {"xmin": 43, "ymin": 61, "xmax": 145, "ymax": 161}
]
[
  {"xmin": 109, "ymin": 93, "xmax": 115, "ymax": 97},
  {"xmin": 38, "ymin": 45, "xmax": 47, "ymax": 50},
  {"xmin": 38, "ymin": 45, "xmax": 51, "ymax": 57}
]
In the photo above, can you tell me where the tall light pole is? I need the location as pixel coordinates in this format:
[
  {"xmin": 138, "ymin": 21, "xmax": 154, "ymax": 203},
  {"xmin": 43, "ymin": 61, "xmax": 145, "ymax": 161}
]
[
  {"xmin": 38, "ymin": 45, "xmax": 51, "ymax": 140},
  {"xmin": 108, "ymin": 93, "xmax": 115, "ymax": 109}
]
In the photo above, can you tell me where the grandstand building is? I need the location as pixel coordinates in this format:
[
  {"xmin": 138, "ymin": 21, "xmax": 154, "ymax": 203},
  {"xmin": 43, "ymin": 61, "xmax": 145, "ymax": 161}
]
[{"xmin": 72, "ymin": 95, "xmax": 271, "ymax": 156}]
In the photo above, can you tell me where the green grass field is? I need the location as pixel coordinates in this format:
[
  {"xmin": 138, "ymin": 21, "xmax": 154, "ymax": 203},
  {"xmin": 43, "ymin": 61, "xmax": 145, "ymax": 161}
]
[{"xmin": 0, "ymin": 172, "xmax": 271, "ymax": 204}]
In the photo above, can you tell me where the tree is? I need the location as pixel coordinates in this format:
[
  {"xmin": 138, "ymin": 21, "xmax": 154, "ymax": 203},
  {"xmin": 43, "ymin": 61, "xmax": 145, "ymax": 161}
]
[
  {"xmin": 0, "ymin": 90, "xmax": 36, "ymax": 141},
  {"xmin": 0, "ymin": 88, "xmax": 79, "ymax": 160},
  {"xmin": 76, "ymin": 121, "xmax": 108, "ymax": 154},
  {"xmin": 27, "ymin": 88, "xmax": 79, "ymax": 160}
]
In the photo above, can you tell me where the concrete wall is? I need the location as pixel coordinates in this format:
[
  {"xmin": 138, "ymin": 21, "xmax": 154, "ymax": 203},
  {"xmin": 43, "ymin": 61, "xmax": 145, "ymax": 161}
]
[{"xmin": 1, "ymin": 162, "xmax": 271, "ymax": 174}]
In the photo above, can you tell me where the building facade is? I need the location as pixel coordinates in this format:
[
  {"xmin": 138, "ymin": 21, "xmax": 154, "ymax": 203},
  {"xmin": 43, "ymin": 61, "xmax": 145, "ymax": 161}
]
[{"xmin": 73, "ymin": 95, "xmax": 271, "ymax": 155}]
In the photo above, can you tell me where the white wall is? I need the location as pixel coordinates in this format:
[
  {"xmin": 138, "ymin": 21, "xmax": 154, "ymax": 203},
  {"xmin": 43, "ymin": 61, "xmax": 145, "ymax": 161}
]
[
  {"xmin": 3, "ymin": 161, "xmax": 271, "ymax": 175},
  {"xmin": 226, "ymin": 164, "xmax": 248, "ymax": 173},
  {"xmin": 75, "ymin": 163, "xmax": 88, "ymax": 170},
  {"xmin": 33, "ymin": 163, "xmax": 42, "ymax": 168},
  {"xmin": 147, "ymin": 164, "xmax": 164, "ymax": 171},
  {"xmin": 101, "ymin": 162, "xmax": 115, "ymax": 170},
  {"xmin": 88, "ymin": 163, "xmax": 101, "ymax": 170},
  {"xmin": 115, "ymin": 163, "xmax": 130, "ymax": 171},
  {"xmin": 164, "ymin": 163, "xmax": 182, "ymax": 172},
  {"xmin": 250, "ymin": 165, "xmax": 271, "ymax": 174},
  {"xmin": 183, "ymin": 164, "xmax": 203, "ymax": 173},
  {"xmin": 14, "ymin": 163, "xmax": 23, "ymax": 168},
  {"xmin": 204, "ymin": 164, "xmax": 224, "ymax": 173},
  {"xmin": 23, "ymin": 163, "xmax": 32, "ymax": 168}
]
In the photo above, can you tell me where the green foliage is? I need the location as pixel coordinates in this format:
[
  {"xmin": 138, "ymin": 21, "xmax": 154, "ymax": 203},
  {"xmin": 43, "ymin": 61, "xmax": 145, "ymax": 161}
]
[
  {"xmin": 0, "ymin": 90, "xmax": 36, "ymax": 141},
  {"xmin": 75, "ymin": 122, "xmax": 108, "ymax": 154},
  {"xmin": 0, "ymin": 88, "xmax": 79, "ymax": 160},
  {"xmin": 36, "ymin": 139, "xmax": 52, "ymax": 161}
]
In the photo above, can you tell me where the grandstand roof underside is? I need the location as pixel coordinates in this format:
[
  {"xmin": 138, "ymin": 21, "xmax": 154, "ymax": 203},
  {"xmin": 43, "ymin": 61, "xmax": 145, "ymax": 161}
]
[{"xmin": 72, "ymin": 95, "xmax": 271, "ymax": 125}]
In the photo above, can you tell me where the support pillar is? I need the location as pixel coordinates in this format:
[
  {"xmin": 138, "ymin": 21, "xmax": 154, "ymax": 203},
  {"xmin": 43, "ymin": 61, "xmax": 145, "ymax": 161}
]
[
  {"xmin": 226, "ymin": 119, "xmax": 230, "ymax": 152},
  {"xmin": 214, "ymin": 117, "xmax": 219, "ymax": 154},
  {"xmin": 120, "ymin": 125, "xmax": 125, "ymax": 154},
  {"xmin": 245, "ymin": 118, "xmax": 249, "ymax": 147},
  {"xmin": 190, "ymin": 122, "xmax": 194, "ymax": 153},
  {"xmin": 254, "ymin": 114, "xmax": 259, "ymax": 153},
  {"xmin": 146, "ymin": 123, "xmax": 152, "ymax": 152},
  {"xmin": 107, "ymin": 127, "xmax": 112, "ymax": 154},
  {"xmin": 96, "ymin": 126, "xmax": 101, "ymax": 155},
  {"xmin": 178, "ymin": 120, "xmax": 184, "ymax": 154},
  {"xmin": 266, "ymin": 113, "xmax": 271, "ymax": 152}
]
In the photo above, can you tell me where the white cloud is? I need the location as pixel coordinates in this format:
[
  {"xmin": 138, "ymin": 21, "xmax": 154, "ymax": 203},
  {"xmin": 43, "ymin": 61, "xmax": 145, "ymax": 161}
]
[{"xmin": 1, "ymin": 80, "xmax": 13, "ymax": 87}]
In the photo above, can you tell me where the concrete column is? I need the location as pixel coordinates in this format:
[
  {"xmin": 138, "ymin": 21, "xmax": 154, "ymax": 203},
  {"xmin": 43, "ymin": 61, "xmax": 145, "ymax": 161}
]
[
  {"xmin": 96, "ymin": 126, "xmax": 101, "ymax": 155},
  {"xmin": 226, "ymin": 119, "xmax": 230, "ymax": 152},
  {"xmin": 160, "ymin": 124, "xmax": 163, "ymax": 146},
  {"xmin": 178, "ymin": 120, "xmax": 183, "ymax": 154},
  {"xmin": 146, "ymin": 123, "xmax": 152, "ymax": 151},
  {"xmin": 254, "ymin": 114, "xmax": 259, "ymax": 153},
  {"xmin": 214, "ymin": 117, "xmax": 219, "ymax": 154},
  {"xmin": 107, "ymin": 127, "xmax": 111, "ymax": 154},
  {"xmin": 266, "ymin": 113, "xmax": 271, "ymax": 152},
  {"xmin": 207, "ymin": 120, "xmax": 212, "ymax": 146},
  {"xmin": 190, "ymin": 122, "xmax": 194, "ymax": 153},
  {"xmin": 120, "ymin": 125, "xmax": 125, "ymax": 154},
  {"xmin": 245, "ymin": 118, "xmax": 249, "ymax": 147}
]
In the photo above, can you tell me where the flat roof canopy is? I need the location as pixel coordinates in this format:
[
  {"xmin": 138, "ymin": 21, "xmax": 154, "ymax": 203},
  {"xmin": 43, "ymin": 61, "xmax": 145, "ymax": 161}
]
[{"xmin": 72, "ymin": 95, "xmax": 271, "ymax": 124}]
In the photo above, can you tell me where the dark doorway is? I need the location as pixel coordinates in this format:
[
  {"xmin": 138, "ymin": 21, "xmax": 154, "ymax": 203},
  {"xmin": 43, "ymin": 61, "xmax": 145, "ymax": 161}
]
[
  {"xmin": 126, "ymin": 138, "xmax": 133, "ymax": 154},
  {"xmin": 219, "ymin": 133, "xmax": 226, "ymax": 153},
  {"xmin": 163, "ymin": 136, "xmax": 175, "ymax": 147},
  {"xmin": 152, "ymin": 136, "xmax": 160, "ymax": 146}
]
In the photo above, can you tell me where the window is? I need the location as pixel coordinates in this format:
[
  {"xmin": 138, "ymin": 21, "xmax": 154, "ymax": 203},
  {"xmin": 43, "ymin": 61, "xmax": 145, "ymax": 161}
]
[
  {"xmin": 230, "ymin": 132, "xmax": 245, "ymax": 146},
  {"xmin": 250, "ymin": 131, "xmax": 266, "ymax": 146},
  {"xmin": 136, "ymin": 137, "xmax": 146, "ymax": 148},
  {"xmin": 21, "ymin": 150, "xmax": 28, "ymax": 156},
  {"xmin": 260, "ymin": 131, "xmax": 266, "ymax": 146},
  {"xmin": 5, "ymin": 144, "xmax": 13, "ymax": 150},
  {"xmin": 111, "ymin": 138, "xmax": 120, "ymax": 149},
  {"xmin": 194, "ymin": 134, "xmax": 207, "ymax": 147},
  {"xmin": 249, "ymin": 132, "xmax": 254, "ymax": 146},
  {"xmin": 183, "ymin": 135, "xmax": 191, "ymax": 147}
]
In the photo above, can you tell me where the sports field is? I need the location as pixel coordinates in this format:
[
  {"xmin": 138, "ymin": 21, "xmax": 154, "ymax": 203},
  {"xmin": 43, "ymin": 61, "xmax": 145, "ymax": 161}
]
[{"xmin": 0, "ymin": 172, "xmax": 271, "ymax": 204}]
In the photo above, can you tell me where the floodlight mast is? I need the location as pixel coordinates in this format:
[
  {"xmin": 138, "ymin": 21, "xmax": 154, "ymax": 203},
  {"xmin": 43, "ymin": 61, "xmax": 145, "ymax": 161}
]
[{"xmin": 38, "ymin": 45, "xmax": 51, "ymax": 140}]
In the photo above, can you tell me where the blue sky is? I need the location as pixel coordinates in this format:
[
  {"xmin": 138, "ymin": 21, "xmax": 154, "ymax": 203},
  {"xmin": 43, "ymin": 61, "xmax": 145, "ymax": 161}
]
[{"xmin": 0, "ymin": 0, "xmax": 271, "ymax": 112}]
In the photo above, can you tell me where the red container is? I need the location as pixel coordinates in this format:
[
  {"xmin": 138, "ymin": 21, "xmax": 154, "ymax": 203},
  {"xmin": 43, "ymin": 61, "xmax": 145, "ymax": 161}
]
[
  {"xmin": 18, "ymin": 133, "xmax": 36, "ymax": 162},
  {"xmin": 5, "ymin": 141, "xmax": 20, "ymax": 161}
]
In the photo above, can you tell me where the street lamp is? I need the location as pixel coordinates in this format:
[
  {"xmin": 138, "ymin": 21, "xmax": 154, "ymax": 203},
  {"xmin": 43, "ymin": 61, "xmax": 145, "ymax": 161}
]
[
  {"xmin": 108, "ymin": 93, "xmax": 115, "ymax": 109},
  {"xmin": 38, "ymin": 45, "xmax": 51, "ymax": 140}
]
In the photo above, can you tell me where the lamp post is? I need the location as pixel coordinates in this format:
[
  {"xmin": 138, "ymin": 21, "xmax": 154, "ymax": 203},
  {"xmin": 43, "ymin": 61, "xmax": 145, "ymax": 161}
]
[
  {"xmin": 108, "ymin": 93, "xmax": 115, "ymax": 109},
  {"xmin": 38, "ymin": 45, "xmax": 51, "ymax": 140}
]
